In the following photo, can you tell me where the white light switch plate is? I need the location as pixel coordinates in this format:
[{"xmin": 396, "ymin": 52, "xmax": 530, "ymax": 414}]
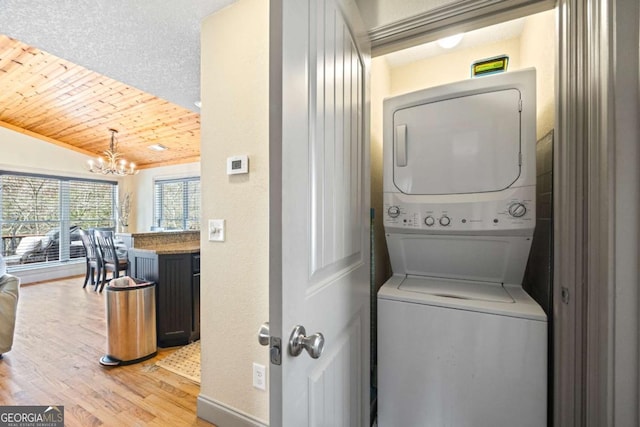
[{"xmin": 208, "ymin": 219, "xmax": 225, "ymax": 242}]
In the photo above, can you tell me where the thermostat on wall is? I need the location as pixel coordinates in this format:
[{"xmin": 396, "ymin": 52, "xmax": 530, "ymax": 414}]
[{"xmin": 227, "ymin": 155, "xmax": 249, "ymax": 175}]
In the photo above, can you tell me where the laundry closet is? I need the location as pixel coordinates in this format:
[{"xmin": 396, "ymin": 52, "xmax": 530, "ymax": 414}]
[{"xmin": 370, "ymin": 9, "xmax": 556, "ymax": 426}]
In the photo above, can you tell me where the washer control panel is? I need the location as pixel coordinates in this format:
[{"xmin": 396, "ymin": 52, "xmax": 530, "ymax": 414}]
[{"xmin": 383, "ymin": 186, "xmax": 535, "ymax": 233}]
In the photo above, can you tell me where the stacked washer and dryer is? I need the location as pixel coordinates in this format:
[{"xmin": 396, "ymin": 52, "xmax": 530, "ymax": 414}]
[{"xmin": 377, "ymin": 68, "xmax": 547, "ymax": 427}]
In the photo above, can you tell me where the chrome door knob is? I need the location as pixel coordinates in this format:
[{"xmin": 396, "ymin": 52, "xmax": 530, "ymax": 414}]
[
  {"xmin": 258, "ymin": 322, "xmax": 270, "ymax": 346},
  {"xmin": 288, "ymin": 325, "xmax": 325, "ymax": 359}
]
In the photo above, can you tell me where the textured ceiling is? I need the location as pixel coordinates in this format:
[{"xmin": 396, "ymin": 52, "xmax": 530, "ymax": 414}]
[
  {"xmin": 0, "ymin": 0, "xmax": 236, "ymax": 112},
  {"xmin": 0, "ymin": 35, "xmax": 202, "ymax": 169}
]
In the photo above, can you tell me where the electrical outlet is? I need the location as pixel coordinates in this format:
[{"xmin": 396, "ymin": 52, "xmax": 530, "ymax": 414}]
[{"xmin": 253, "ymin": 363, "xmax": 266, "ymax": 390}]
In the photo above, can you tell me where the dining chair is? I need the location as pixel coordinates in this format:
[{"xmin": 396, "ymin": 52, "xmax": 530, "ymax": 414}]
[
  {"xmin": 94, "ymin": 230, "xmax": 129, "ymax": 292},
  {"xmin": 78, "ymin": 228, "xmax": 102, "ymax": 290}
]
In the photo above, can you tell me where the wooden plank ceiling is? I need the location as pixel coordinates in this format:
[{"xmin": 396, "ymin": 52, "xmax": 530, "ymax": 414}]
[{"xmin": 0, "ymin": 34, "xmax": 200, "ymax": 169}]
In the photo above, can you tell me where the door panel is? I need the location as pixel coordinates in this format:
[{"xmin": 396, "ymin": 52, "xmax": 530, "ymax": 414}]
[
  {"xmin": 310, "ymin": 0, "xmax": 364, "ymax": 281},
  {"xmin": 309, "ymin": 319, "xmax": 362, "ymax": 426},
  {"xmin": 270, "ymin": 0, "xmax": 370, "ymax": 425}
]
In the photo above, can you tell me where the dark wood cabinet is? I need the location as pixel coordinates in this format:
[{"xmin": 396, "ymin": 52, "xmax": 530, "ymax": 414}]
[
  {"xmin": 129, "ymin": 249, "xmax": 200, "ymax": 347},
  {"xmin": 191, "ymin": 254, "xmax": 200, "ymax": 342}
]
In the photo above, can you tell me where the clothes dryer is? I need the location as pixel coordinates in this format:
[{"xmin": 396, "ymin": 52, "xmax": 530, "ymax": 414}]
[{"xmin": 377, "ymin": 68, "xmax": 547, "ymax": 427}]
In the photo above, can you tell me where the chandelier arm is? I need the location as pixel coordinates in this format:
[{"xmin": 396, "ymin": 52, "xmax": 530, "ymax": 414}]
[{"xmin": 86, "ymin": 128, "xmax": 138, "ymax": 175}]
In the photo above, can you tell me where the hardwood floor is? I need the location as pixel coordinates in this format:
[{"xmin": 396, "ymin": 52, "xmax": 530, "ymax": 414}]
[{"xmin": 0, "ymin": 276, "xmax": 215, "ymax": 427}]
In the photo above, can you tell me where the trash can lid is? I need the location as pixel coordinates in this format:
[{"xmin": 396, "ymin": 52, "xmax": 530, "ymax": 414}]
[{"xmin": 106, "ymin": 276, "xmax": 154, "ymax": 290}]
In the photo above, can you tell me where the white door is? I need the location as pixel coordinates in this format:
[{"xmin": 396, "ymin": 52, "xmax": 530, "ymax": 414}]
[{"xmin": 269, "ymin": 0, "xmax": 371, "ymax": 425}]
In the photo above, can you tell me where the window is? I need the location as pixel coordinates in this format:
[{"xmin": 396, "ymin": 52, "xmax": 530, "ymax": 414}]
[
  {"xmin": 153, "ymin": 177, "xmax": 200, "ymax": 231},
  {"xmin": 0, "ymin": 171, "xmax": 117, "ymax": 267}
]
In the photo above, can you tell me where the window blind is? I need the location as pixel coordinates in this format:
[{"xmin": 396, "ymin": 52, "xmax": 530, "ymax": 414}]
[
  {"xmin": 153, "ymin": 177, "xmax": 200, "ymax": 231},
  {"xmin": 0, "ymin": 171, "xmax": 117, "ymax": 265}
]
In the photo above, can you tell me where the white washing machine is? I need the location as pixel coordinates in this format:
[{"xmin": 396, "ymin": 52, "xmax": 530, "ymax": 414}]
[{"xmin": 377, "ymin": 68, "xmax": 547, "ymax": 427}]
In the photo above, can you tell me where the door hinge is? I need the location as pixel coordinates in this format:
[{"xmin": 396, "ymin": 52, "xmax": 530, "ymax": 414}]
[
  {"xmin": 270, "ymin": 337, "xmax": 282, "ymax": 365},
  {"xmin": 561, "ymin": 287, "xmax": 570, "ymax": 304}
]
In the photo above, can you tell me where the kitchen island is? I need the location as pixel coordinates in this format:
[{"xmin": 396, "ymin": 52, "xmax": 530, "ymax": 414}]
[{"xmin": 125, "ymin": 231, "xmax": 200, "ymax": 348}]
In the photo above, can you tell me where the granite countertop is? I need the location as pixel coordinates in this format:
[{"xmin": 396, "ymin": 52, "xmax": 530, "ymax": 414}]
[
  {"xmin": 124, "ymin": 230, "xmax": 200, "ymax": 238},
  {"xmin": 129, "ymin": 242, "xmax": 200, "ymax": 255}
]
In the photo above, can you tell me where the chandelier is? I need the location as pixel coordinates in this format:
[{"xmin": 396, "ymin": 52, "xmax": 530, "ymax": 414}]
[{"xmin": 87, "ymin": 129, "xmax": 137, "ymax": 176}]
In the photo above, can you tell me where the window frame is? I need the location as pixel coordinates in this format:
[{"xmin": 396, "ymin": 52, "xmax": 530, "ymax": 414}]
[
  {"xmin": 153, "ymin": 176, "xmax": 201, "ymax": 231},
  {"xmin": 0, "ymin": 170, "xmax": 118, "ymax": 268}
]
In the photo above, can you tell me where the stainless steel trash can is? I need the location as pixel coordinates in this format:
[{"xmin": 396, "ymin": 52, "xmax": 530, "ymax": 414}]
[{"xmin": 100, "ymin": 276, "xmax": 157, "ymax": 366}]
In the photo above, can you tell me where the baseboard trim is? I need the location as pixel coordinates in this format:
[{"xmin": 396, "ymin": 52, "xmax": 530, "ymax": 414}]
[
  {"xmin": 197, "ymin": 394, "xmax": 268, "ymax": 427},
  {"xmin": 8, "ymin": 262, "xmax": 85, "ymax": 285}
]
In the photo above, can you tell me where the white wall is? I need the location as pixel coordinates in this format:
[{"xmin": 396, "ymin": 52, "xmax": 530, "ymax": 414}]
[
  {"xmin": 519, "ymin": 9, "xmax": 555, "ymax": 139},
  {"xmin": 198, "ymin": 0, "xmax": 270, "ymax": 424},
  {"xmin": 0, "ymin": 126, "xmax": 110, "ymax": 180}
]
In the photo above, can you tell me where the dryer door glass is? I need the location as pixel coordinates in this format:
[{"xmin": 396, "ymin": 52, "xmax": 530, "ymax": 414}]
[{"xmin": 393, "ymin": 89, "xmax": 521, "ymax": 195}]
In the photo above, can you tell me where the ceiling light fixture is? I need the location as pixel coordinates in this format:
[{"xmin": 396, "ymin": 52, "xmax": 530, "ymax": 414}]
[
  {"xmin": 148, "ymin": 143, "xmax": 168, "ymax": 151},
  {"xmin": 437, "ymin": 33, "xmax": 464, "ymax": 49},
  {"xmin": 87, "ymin": 129, "xmax": 138, "ymax": 176}
]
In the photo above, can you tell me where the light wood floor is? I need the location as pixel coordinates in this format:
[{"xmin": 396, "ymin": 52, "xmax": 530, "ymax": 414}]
[{"xmin": 0, "ymin": 276, "xmax": 215, "ymax": 427}]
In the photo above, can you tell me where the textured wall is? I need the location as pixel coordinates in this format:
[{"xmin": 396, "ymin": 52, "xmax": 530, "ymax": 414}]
[
  {"xmin": 520, "ymin": 9, "xmax": 556, "ymax": 140},
  {"xmin": 389, "ymin": 37, "xmax": 521, "ymax": 95},
  {"xmin": 199, "ymin": 0, "xmax": 270, "ymax": 424}
]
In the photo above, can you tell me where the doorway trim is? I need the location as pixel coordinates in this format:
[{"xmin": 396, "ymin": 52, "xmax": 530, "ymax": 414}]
[
  {"xmin": 369, "ymin": 0, "xmax": 556, "ymax": 56},
  {"xmin": 555, "ymin": 0, "xmax": 640, "ymax": 426},
  {"xmin": 368, "ymin": 0, "xmax": 640, "ymax": 426}
]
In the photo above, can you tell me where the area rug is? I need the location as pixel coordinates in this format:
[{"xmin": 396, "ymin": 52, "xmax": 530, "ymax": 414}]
[{"xmin": 156, "ymin": 340, "xmax": 200, "ymax": 384}]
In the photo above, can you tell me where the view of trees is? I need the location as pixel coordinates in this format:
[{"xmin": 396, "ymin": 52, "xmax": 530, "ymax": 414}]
[
  {"xmin": 2, "ymin": 173, "xmax": 201, "ymax": 263},
  {"xmin": 1, "ymin": 173, "xmax": 116, "ymax": 260},
  {"xmin": 1, "ymin": 175, "xmax": 59, "ymax": 240},
  {"xmin": 154, "ymin": 178, "xmax": 200, "ymax": 231}
]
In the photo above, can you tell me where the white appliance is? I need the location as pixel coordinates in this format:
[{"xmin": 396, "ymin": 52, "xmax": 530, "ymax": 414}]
[{"xmin": 377, "ymin": 68, "xmax": 547, "ymax": 427}]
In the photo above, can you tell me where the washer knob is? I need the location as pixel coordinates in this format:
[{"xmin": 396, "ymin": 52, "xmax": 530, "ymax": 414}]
[
  {"xmin": 424, "ymin": 216, "xmax": 435, "ymax": 226},
  {"xmin": 508, "ymin": 203, "xmax": 527, "ymax": 218},
  {"xmin": 387, "ymin": 206, "xmax": 401, "ymax": 218},
  {"xmin": 439, "ymin": 216, "xmax": 451, "ymax": 226}
]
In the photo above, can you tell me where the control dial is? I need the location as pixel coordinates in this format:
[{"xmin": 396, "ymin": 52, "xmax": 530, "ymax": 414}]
[
  {"xmin": 508, "ymin": 203, "xmax": 527, "ymax": 218},
  {"xmin": 424, "ymin": 216, "xmax": 435, "ymax": 227},
  {"xmin": 439, "ymin": 216, "xmax": 451, "ymax": 226},
  {"xmin": 387, "ymin": 206, "xmax": 401, "ymax": 218}
]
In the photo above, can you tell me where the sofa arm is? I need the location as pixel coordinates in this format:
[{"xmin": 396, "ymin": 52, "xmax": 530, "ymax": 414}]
[
  {"xmin": 0, "ymin": 274, "xmax": 20, "ymax": 354},
  {"xmin": 0, "ymin": 274, "xmax": 19, "ymax": 299}
]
